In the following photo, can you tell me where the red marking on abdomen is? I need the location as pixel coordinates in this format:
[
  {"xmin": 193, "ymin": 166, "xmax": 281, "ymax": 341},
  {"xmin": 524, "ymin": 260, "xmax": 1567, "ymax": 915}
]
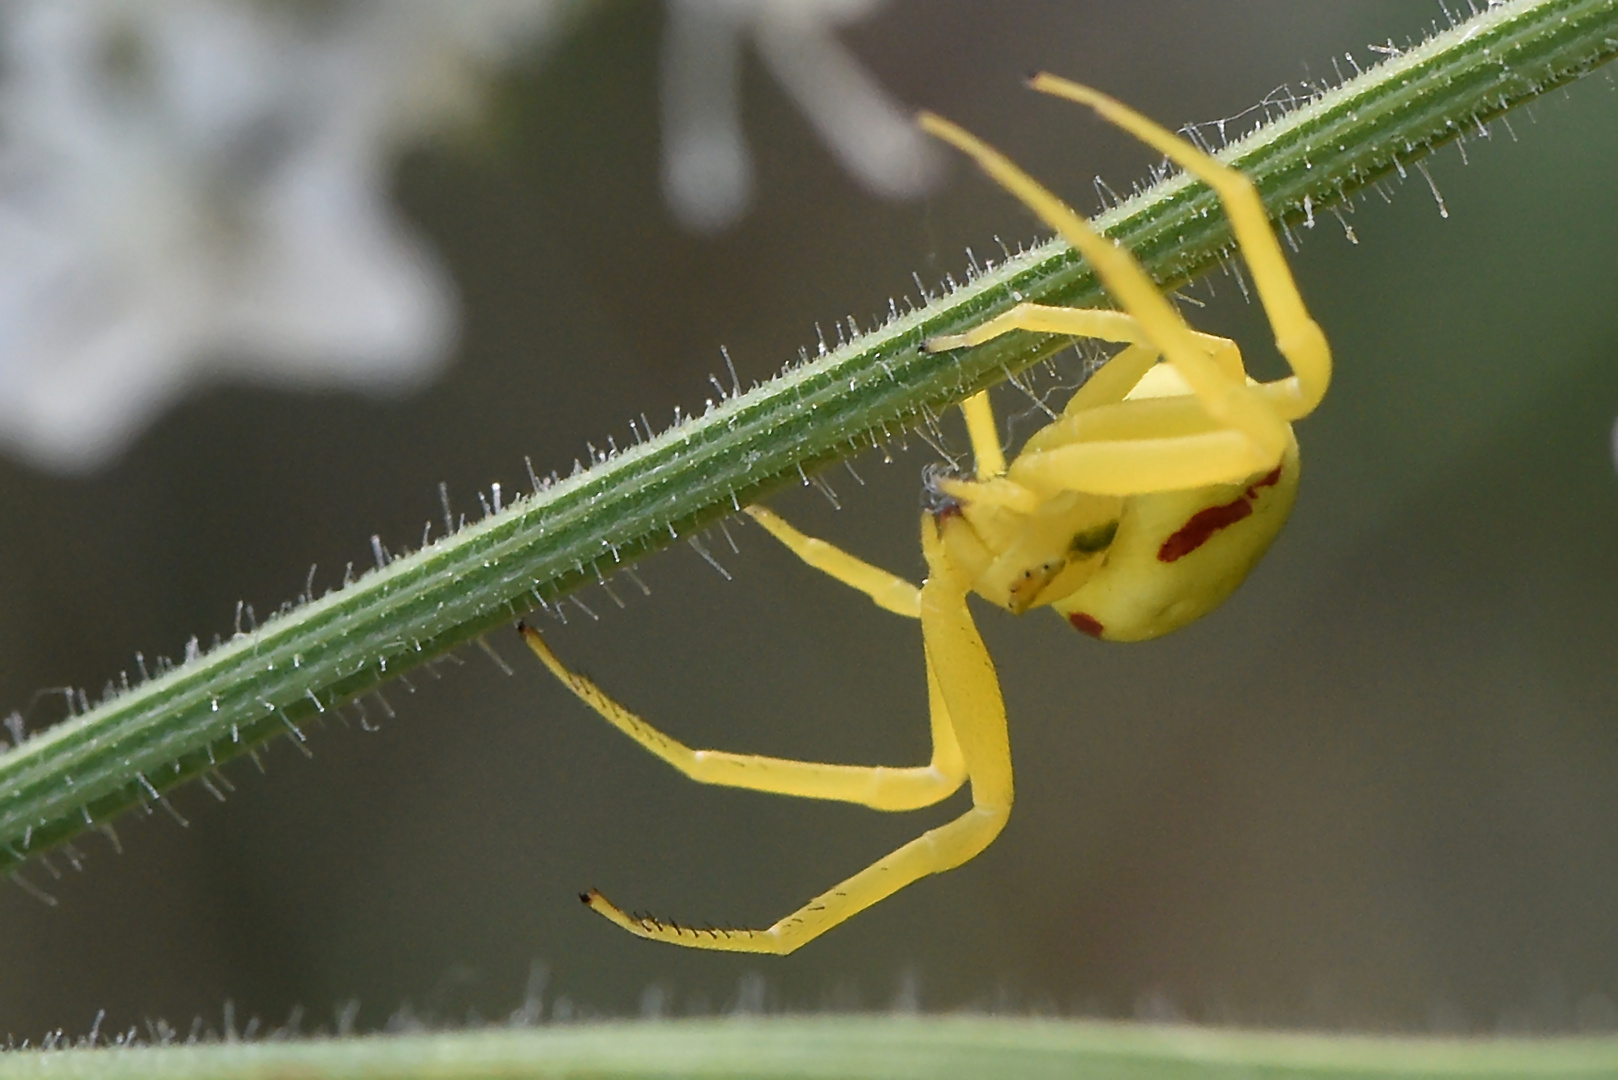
[
  {"xmin": 1158, "ymin": 463, "xmax": 1285, "ymax": 563},
  {"xmin": 1068, "ymin": 612, "xmax": 1105, "ymax": 637},
  {"xmin": 1157, "ymin": 497, "xmax": 1253, "ymax": 563},
  {"xmin": 1245, "ymin": 465, "xmax": 1283, "ymax": 499}
]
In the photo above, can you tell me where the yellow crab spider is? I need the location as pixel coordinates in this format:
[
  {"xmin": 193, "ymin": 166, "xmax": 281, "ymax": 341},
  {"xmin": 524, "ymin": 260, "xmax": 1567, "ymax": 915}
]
[{"xmin": 520, "ymin": 74, "xmax": 1330, "ymax": 954}]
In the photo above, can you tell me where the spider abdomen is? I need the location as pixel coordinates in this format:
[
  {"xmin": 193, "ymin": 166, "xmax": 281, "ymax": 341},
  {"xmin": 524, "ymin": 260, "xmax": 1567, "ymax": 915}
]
[{"xmin": 1051, "ymin": 437, "xmax": 1300, "ymax": 642}]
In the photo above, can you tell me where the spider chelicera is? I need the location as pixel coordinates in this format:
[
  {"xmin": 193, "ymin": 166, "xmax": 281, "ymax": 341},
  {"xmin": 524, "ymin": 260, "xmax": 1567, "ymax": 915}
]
[{"xmin": 520, "ymin": 74, "xmax": 1331, "ymax": 954}]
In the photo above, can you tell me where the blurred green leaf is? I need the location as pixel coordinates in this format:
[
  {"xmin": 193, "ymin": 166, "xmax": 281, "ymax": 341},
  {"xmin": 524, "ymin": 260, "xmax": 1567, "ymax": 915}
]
[{"xmin": 6, "ymin": 1016, "xmax": 1618, "ymax": 1079}]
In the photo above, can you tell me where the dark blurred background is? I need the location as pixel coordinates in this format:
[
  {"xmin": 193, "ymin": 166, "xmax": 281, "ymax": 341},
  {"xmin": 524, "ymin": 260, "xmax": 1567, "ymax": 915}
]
[{"xmin": 1, "ymin": 0, "xmax": 1616, "ymax": 1039}]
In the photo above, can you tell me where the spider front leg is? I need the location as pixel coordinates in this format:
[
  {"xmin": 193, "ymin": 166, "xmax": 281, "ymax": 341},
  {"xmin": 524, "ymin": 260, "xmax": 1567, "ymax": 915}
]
[
  {"xmin": 919, "ymin": 79, "xmax": 1331, "ymax": 479},
  {"xmin": 920, "ymin": 117, "xmax": 1285, "ymax": 475},
  {"xmin": 1028, "ymin": 74, "xmax": 1330, "ymax": 420},
  {"xmin": 575, "ymin": 514, "xmax": 1013, "ymax": 954}
]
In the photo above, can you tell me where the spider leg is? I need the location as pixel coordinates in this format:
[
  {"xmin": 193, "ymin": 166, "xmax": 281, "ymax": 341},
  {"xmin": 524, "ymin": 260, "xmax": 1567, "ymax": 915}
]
[
  {"xmin": 1063, "ymin": 342, "xmax": 1163, "ymax": 416},
  {"xmin": 959, "ymin": 392, "xmax": 1006, "ymax": 479},
  {"xmin": 745, "ymin": 506, "xmax": 920, "ymax": 617},
  {"xmin": 927, "ymin": 303, "xmax": 1150, "ymax": 353},
  {"xmin": 579, "ymin": 515, "xmax": 1012, "ymax": 953},
  {"xmin": 928, "ymin": 302, "xmax": 1258, "ymax": 498},
  {"xmin": 927, "ymin": 303, "xmax": 1246, "ymax": 419},
  {"xmin": 935, "ymin": 307, "xmax": 1163, "ymax": 482},
  {"xmin": 1010, "ymin": 424, "xmax": 1294, "ymax": 497},
  {"xmin": 1011, "ymin": 363, "xmax": 1292, "ymax": 496},
  {"xmin": 947, "ymin": 388, "xmax": 1273, "ymax": 498},
  {"xmin": 919, "ymin": 111, "xmax": 1288, "ymax": 473},
  {"xmin": 522, "ymin": 624, "xmax": 963, "ymax": 812},
  {"xmin": 1028, "ymin": 74, "xmax": 1331, "ymax": 419}
]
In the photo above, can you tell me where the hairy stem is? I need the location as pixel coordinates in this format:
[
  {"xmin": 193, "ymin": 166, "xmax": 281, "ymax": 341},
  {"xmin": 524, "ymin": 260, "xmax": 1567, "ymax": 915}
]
[{"xmin": 0, "ymin": 0, "xmax": 1613, "ymax": 880}]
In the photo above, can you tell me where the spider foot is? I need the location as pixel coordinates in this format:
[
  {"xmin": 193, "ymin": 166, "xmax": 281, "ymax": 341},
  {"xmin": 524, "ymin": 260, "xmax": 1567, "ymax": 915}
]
[
  {"xmin": 922, "ymin": 330, "xmax": 974, "ymax": 352},
  {"xmin": 579, "ymin": 888, "xmax": 789, "ymax": 954},
  {"xmin": 925, "ymin": 466, "xmax": 1040, "ymax": 515}
]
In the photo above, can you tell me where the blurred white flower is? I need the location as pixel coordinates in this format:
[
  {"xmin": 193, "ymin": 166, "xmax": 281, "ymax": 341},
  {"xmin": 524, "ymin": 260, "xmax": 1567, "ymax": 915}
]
[
  {"xmin": 0, "ymin": 0, "xmax": 929, "ymax": 471},
  {"xmin": 0, "ymin": 0, "xmax": 564, "ymax": 471},
  {"xmin": 660, "ymin": 0, "xmax": 941, "ymax": 232}
]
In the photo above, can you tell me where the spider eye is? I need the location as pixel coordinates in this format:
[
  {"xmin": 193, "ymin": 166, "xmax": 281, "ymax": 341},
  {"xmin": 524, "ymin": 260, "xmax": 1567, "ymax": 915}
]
[{"xmin": 1070, "ymin": 520, "xmax": 1119, "ymax": 555}]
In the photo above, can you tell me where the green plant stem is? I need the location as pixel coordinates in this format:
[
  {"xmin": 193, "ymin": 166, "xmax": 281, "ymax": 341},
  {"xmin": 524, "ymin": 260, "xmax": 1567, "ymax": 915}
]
[
  {"xmin": 6, "ymin": 1016, "xmax": 1618, "ymax": 1079},
  {"xmin": 0, "ymin": 0, "xmax": 1613, "ymax": 880}
]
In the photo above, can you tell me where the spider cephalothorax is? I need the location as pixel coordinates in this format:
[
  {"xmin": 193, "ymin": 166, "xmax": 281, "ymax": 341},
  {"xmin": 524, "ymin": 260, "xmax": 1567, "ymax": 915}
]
[{"xmin": 524, "ymin": 75, "xmax": 1330, "ymax": 954}]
